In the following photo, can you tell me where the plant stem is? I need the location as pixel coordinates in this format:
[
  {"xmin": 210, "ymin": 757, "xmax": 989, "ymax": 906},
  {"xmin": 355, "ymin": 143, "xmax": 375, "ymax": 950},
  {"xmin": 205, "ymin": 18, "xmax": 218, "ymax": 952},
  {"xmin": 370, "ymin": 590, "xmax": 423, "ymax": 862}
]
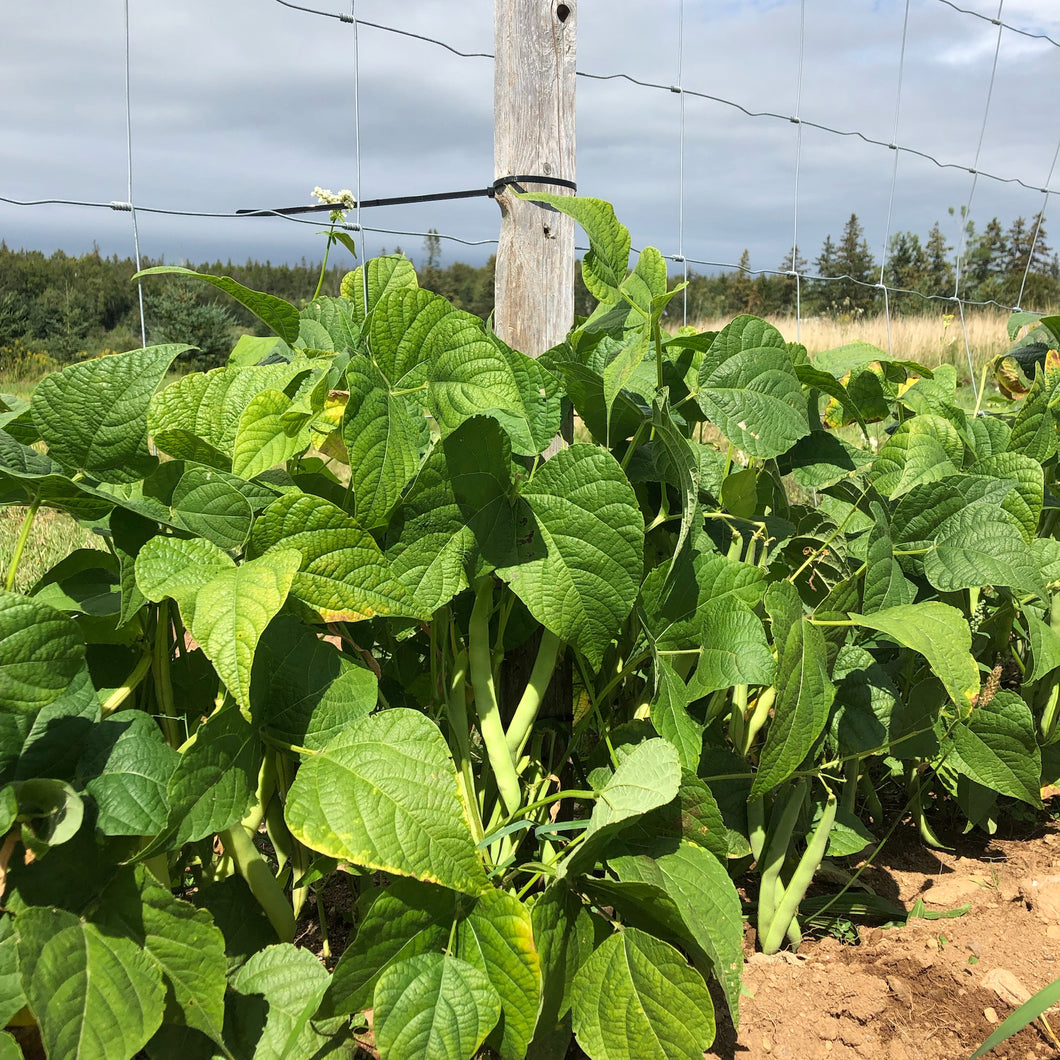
[
  {"xmin": 469, "ymin": 577, "xmax": 521, "ymax": 817},
  {"xmin": 5, "ymin": 495, "xmax": 40, "ymax": 591},
  {"xmin": 312, "ymin": 229, "xmax": 335, "ymax": 301},
  {"xmin": 505, "ymin": 629, "xmax": 562, "ymax": 759},
  {"xmin": 447, "ymin": 650, "xmax": 485, "ymax": 843},
  {"xmin": 151, "ymin": 602, "xmax": 182, "ymax": 747}
]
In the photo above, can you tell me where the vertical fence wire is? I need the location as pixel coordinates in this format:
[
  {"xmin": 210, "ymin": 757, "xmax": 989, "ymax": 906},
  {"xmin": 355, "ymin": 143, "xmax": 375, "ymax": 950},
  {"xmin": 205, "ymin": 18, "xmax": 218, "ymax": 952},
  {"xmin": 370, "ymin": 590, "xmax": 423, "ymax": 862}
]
[
  {"xmin": 351, "ymin": 2, "xmax": 369, "ymax": 309},
  {"xmin": 953, "ymin": 0, "xmax": 1006, "ymax": 399},
  {"xmin": 877, "ymin": 0, "xmax": 912, "ymax": 359},
  {"xmin": 675, "ymin": 0, "xmax": 688, "ymax": 326},
  {"xmin": 123, "ymin": 0, "xmax": 146, "ymax": 348},
  {"xmin": 789, "ymin": 0, "xmax": 807, "ymax": 342},
  {"xmin": 1017, "ymin": 139, "xmax": 1060, "ymax": 311}
]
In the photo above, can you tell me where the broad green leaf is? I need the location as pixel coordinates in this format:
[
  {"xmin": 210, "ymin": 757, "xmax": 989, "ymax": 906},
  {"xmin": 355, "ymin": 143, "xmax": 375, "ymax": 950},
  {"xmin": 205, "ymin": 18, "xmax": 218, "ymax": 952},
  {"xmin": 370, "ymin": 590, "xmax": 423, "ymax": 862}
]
[
  {"xmin": 369, "ymin": 286, "xmax": 459, "ymax": 383},
  {"xmin": 585, "ymin": 739, "xmax": 682, "ymax": 845},
  {"xmin": 12, "ymin": 778, "xmax": 84, "ymax": 855},
  {"xmin": 870, "ymin": 414, "xmax": 964, "ymax": 498},
  {"xmin": 530, "ymin": 883, "xmax": 598, "ymax": 1054},
  {"xmin": 610, "ymin": 839, "xmax": 743, "ymax": 1023},
  {"xmin": 639, "ymin": 549, "xmax": 768, "ymax": 652},
  {"xmin": 0, "ymin": 917, "xmax": 24, "ymax": 1027},
  {"xmin": 341, "ymin": 254, "xmax": 420, "ymax": 323},
  {"xmin": 922, "ymin": 505, "xmax": 1043, "ymax": 595},
  {"xmin": 96, "ymin": 868, "xmax": 228, "ymax": 1050},
  {"xmin": 457, "ymin": 886, "xmax": 541, "ymax": 1060},
  {"xmin": 686, "ymin": 601, "xmax": 776, "ymax": 698},
  {"xmin": 31, "ymin": 345, "xmax": 186, "ymax": 483},
  {"xmin": 1007, "ymin": 361, "xmax": 1060, "ymax": 463},
  {"xmin": 650, "ymin": 392, "xmax": 699, "ymax": 582},
  {"xmin": 698, "ymin": 355, "xmax": 808, "ymax": 459},
  {"xmin": 650, "ymin": 659, "xmax": 703, "ymax": 772},
  {"xmin": 514, "ymin": 194, "xmax": 631, "ymax": 303},
  {"xmin": 969, "ymin": 451, "xmax": 1044, "ymax": 543},
  {"xmin": 251, "ymin": 492, "xmax": 423, "ymax": 621},
  {"xmin": 79, "ymin": 713, "xmax": 179, "ymax": 835},
  {"xmin": 230, "ymin": 944, "xmax": 339, "ymax": 1060},
  {"xmin": 850, "ymin": 603, "xmax": 979, "ymax": 707},
  {"xmin": 427, "ymin": 315, "xmax": 560, "ymax": 456},
  {"xmin": 148, "ymin": 362, "xmax": 309, "ymax": 468},
  {"xmin": 385, "ymin": 420, "xmax": 515, "ymax": 613},
  {"xmin": 227, "ymin": 333, "xmax": 293, "ymax": 366},
  {"xmin": 571, "ymin": 928, "xmax": 715, "ymax": 1060},
  {"xmin": 862, "ymin": 506, "xmax": 916, "ymax": 613},
  {"xmin": 17, "ymin": 906, "xmax": 165, "ymax": 1060},
  {"xmin": 0, "ymin": 591, "xmax": 85, "ymax": 714},
  {"xmin": 497, "ymin": 445, "xmax": 643, "ymax": 668},
  {"xmin": 343, "ymin": 355, "xmax": 425, "ymax": 529},
  {"xmin": 752, "ymin": 586, "xmax": 834, "ymax": 798},
  {"xmin": 890, "ymin": 475, "xmax": 1011, "ymax": 552},
  {"xmin": 135, "ymin": 535, "xmax": 233, "ymax": 602},
  {"xmin": 786, "ymin": 431, "xmax": 872, "ymax": 490},
  {"xmin": 170, "ymin": 465, "xmax": 253, "ymax": 550},
  {"xmin": 602, "ymin": 331, "xmax": 650, "ymax": 441},
  {"xmin": 830, "ymin": 644, "xmax": 901, "ymax": 756},
  {"xmin": 182, "ymin": 549, "xmax": 301, "ymax": 709},
  {"xmin": 322, "ymin": 878, "xmax": 454, "ymax": 1018},
  {"xmin": 285, "ymin": 708, "xmax": 489, "ymax": 894},
  {"xmin": 231, "ymin": 389, "xmax": 312, "ymax": 478},
  {"xmin": 1025, "ymin": 611, "xmax": 1060, "ymax": 683},
  {"xmin": 0, "ymin": 429, "xmax": 112, "ymax": 519},
  {"xmin": 555, "ymin": 360, "xmax": 646, "ymax": 444},
  {"xmin": 9, "ymin": 668, "xmax": 99, "ymax": 783},
  {"xmin": 302, "ymin": 294, "xmax": 361, "ymax": 352},
  {"xmin": 373, "ymin": 952, "xmax": 501, "ymax": 1060},
  {"xmin": 135, "ymin": 266, "xmax": 300, "ymax": 344},
  {"xmin": 138, "ymin": 705, "xmax": 261, "ymax": 857},
  {"xmin": 946, "ymin": 690, "xmax": 1042, "ymax": 807},
  {"xmin": 251, "ymin": 616, "xmax": 377, "ymax": 750}
]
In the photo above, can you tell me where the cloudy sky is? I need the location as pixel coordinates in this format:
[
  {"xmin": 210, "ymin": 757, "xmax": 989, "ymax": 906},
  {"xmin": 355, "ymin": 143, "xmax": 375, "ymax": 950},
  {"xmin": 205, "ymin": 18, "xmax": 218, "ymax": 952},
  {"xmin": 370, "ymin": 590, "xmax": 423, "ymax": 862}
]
[{"xmin": 2, "ymin": 0, "xmax": 1058, "ymax": 288}]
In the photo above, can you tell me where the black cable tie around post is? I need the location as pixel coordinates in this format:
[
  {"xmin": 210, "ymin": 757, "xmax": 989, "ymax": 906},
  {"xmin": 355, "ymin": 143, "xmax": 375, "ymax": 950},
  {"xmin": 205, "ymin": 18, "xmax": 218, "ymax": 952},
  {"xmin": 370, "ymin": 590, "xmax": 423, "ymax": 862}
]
[{"xmin": 236, "ymin": 176, "xmax": 577, "ymax": 218}]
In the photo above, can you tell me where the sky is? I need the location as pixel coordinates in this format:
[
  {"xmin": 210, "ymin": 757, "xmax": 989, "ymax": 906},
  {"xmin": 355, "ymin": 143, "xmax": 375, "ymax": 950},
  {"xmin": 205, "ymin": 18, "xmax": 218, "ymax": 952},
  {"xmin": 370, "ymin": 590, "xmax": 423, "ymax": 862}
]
[{"xmin": 1, "ymin": 0, "xmax": 1059, "ymax": 288}]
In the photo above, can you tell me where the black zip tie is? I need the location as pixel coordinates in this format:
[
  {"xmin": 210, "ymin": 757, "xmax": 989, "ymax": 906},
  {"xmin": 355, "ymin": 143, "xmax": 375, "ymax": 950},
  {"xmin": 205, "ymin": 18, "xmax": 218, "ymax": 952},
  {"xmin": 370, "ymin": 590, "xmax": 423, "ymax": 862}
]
[{"xmin": 235, "ymin": 175, "xmax": 577, "ymax": 217}]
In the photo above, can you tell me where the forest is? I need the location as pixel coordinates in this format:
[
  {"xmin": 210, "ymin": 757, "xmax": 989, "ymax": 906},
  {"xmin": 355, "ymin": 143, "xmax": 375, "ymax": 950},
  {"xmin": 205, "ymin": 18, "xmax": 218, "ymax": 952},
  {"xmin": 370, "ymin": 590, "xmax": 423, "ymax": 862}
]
[{"xmin": 0, "ymin": 209, "xmax": 1055, "ymax": 372}]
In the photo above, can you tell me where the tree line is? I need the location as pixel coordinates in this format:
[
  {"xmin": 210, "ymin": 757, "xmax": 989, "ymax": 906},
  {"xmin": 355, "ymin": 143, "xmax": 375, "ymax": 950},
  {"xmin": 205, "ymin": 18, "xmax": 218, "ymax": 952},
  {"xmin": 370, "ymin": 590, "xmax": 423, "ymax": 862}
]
[{"xmin": 0, "ymin": 209, "xmax": 1055, "ymax": 370}]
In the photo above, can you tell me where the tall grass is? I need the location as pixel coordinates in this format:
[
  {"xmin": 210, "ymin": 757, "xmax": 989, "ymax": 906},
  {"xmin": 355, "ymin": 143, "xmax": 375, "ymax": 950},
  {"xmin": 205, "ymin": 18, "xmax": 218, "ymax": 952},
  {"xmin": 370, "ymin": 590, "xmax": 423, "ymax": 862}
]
[
  {"xmin": 693, "ymin": 308, "xmax": 1014, "ymax": 385},
  {"xmin": 1, "ymin": 506, "xmax": 104, "ymax": 594}
]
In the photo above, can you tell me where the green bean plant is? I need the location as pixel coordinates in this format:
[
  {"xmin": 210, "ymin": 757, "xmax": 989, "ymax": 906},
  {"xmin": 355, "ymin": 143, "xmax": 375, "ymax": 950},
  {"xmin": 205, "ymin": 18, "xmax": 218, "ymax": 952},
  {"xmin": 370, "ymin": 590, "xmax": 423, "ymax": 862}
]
[{"xmin": 1, "ymin": 196, "xmax": 1058, "ymax": 1060}]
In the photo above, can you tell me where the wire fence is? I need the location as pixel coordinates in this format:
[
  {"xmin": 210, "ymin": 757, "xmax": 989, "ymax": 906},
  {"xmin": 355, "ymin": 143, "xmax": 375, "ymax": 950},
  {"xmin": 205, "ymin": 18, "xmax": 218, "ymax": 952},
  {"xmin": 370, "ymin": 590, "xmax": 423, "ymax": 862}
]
[{"xmin": 2, "ymin": 0, "xmax": 1059, "ymax": 390}]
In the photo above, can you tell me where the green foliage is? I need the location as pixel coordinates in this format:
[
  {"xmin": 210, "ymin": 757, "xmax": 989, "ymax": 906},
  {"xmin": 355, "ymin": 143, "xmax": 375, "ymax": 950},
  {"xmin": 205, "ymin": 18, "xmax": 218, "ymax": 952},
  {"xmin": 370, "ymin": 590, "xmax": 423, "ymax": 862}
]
[{"xmin": 4, "ymin": 197, "xmax": 1060, "ymax": 1060}]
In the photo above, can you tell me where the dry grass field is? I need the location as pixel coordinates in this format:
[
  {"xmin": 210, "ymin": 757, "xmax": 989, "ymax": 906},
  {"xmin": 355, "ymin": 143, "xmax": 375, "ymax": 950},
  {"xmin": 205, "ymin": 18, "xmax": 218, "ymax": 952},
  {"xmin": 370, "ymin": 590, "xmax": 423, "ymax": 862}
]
[{"xmin": 695, "ymin": 308, "xmax": 1015, "ymax": 384}]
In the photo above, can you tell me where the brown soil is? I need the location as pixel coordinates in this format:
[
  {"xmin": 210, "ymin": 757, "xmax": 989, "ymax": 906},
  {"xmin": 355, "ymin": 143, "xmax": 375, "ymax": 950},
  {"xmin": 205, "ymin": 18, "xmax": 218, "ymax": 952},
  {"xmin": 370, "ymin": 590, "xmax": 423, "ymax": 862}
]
[{"xmin": 709, "ymin": 803, "xmax": 1060, "ymax": 1060}]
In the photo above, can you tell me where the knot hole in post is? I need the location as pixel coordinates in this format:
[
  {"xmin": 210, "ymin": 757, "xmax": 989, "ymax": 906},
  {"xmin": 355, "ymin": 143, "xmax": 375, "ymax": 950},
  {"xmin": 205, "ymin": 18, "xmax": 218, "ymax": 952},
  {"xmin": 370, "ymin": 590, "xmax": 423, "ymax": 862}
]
[{"xmin": 556, "ymin": 4, "xmax": 571, "ymax": 23}]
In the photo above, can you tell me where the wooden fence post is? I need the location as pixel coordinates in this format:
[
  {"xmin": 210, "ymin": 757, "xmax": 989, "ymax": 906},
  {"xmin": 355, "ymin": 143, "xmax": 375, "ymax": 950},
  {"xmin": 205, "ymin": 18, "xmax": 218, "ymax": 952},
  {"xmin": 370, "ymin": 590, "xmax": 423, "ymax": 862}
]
[{"xmin": 493, "ymin": 0, "xmax": 577, "ymax": 365}]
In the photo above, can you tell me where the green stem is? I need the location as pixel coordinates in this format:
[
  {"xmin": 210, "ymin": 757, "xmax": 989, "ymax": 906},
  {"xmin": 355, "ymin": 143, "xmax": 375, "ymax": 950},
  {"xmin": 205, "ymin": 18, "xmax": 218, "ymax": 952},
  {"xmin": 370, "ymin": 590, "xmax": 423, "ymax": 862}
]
[
  {"xmin": 505, "ymin": 630, "xmax": 562, "ymax": 759},
  {"xmin": 469, "ymin": 578, "xmax": 521, "ymax": 818},
  {"xmin": 312, "ymin": 230, "xmax": 334, "ymax": 301},
  {"xmin": 220, "ymin": 824, "xmax": 296, "ymax": 943},
  {"xmin": 761, "ymin": 788, "xmax": 835, "ymax": 955},
  {"xmin": 5, "ymin": 495, "xmax": 40, "ymax": 591},
  {"xmin": 151, "ymin": 602, "xmax": 182, "ymax": 748},
  {"xmin": 619, "ymin": 420, "xmax": 650, "ymax": 472},
  {"xmin": 841, "ymin": 757, "xmax": 859, "ymax": 815}
]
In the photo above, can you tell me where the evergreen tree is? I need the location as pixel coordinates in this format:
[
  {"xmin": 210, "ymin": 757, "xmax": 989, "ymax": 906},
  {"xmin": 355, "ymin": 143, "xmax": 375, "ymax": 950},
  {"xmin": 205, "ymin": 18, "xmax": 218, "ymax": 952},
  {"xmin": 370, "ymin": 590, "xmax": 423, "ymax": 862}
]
[
  {"xmin": 774, "ymin": 244, "xmax": 807, "ymax": 314},
  {"xmin": 828, "ymin": 214, "xmax": 878, "ymax": 315},
  {"xmin": 923, "ymin": 221, "xmax": 954, "ymax": 298},
  {"xmin": 728, "ymin": 249, "xmax": 761, "ymax": 314},
  {"xmin": 884, "ymin": 231, "xmax": 928, "ymax": 313},
  {"xmin": 963, "ymin": 217, "xmax": 1006, "ymax": 303}
]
